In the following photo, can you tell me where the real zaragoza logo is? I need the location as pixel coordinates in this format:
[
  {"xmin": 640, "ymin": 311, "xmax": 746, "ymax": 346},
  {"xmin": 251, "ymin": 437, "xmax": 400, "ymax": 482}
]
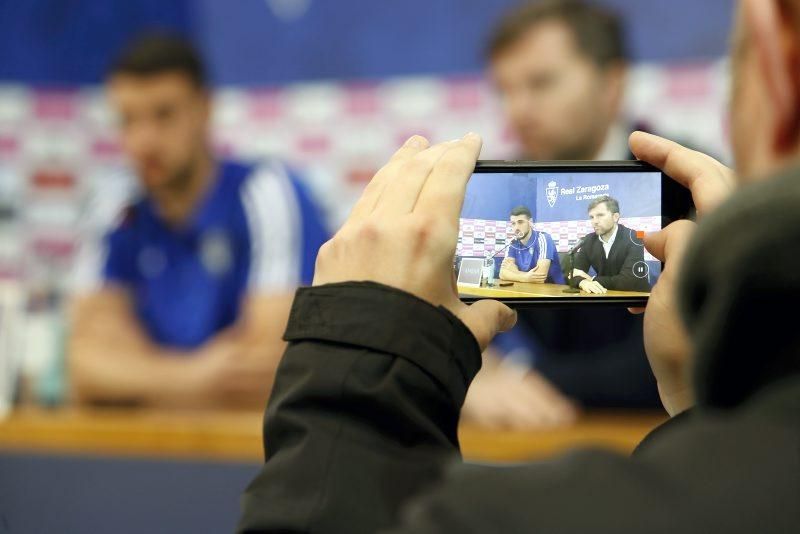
[{"xmin": 546, "ymin": 181, "xmax": 559, "ymax": 208}]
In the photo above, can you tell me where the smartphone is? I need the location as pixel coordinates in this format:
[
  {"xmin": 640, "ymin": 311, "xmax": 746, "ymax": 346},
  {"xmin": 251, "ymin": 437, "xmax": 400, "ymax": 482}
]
[{"xmin": 456, "ymin": 161, "xmax": 693, "ymax": 307}]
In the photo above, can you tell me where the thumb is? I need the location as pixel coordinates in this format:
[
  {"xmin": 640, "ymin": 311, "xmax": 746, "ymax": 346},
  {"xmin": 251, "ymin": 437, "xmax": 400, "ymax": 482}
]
[
  {"xmin": 455, "ymin": 300, "xmax": 517, "ymax": 351},
  {"xmin": 643, "ymin": 230, "xmax": 667, "ymax": 262},
  {"xmin": 645, "ymin": 220, "xmax": 696, "ymax": 263}
]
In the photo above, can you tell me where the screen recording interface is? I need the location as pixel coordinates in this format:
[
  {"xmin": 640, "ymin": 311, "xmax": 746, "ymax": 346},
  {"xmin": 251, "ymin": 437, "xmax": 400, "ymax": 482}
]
[{"xmin": 456, "ymin": 169, "xmax": 662, "ymax": 300}]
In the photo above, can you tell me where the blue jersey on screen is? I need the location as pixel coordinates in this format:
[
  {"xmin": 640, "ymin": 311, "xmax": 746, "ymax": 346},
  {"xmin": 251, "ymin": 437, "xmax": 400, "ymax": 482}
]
[
  {"xmin": 89, "ymin": 160, "xmax": 328, "ymax": 349},
  {"xmin": 506, "ymin": 230, "xmax": 564, "ymax": 284}
]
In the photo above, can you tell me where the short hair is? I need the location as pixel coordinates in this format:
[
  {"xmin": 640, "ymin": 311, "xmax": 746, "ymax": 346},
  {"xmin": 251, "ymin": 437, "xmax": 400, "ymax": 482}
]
[
  {"xmin": 108, "ymin": 32, "xmax": 207, "ymax": 88},
  {"xmin": 487, "ymin": 0, "xmax": 627, "ymax": 69},
  {"xmin": 510, "ymin": 206, "xmax": 533, "ymax": 218},
  {"xmin": 588, "ymin": 195, "xmax": 620, "ymax": 214}
]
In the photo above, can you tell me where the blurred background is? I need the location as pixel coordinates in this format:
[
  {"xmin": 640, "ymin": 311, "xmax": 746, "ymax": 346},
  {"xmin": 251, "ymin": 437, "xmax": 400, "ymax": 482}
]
[{"xmin": 0, "ymin": 0, "xmax": 734, "ymax": 532}]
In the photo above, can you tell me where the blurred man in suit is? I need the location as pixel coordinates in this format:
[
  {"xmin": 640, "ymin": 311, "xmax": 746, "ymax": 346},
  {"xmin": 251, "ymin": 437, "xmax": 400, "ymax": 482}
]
[
  {"xmin": 462, "ymin": 0, "xmax": 659, "ymax": 430},
  {"xmin": 489, "ymin": 0, "xmax": 628, "ymax": 161},
  {"xmin": 69, "ymin": 33, "xmax": 328, "ymax": 408}
]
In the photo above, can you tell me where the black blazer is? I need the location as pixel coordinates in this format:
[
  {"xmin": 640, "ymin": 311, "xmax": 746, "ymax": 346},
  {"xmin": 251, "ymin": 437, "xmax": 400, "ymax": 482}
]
[{"xmin": 568, "ymin": 223, "xmax": 650, "ymax": 291}]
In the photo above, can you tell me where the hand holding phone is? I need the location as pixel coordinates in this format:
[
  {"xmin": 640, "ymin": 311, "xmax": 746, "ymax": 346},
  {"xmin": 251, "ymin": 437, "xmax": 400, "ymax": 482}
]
[{"xmin": 313, "ymin": 134, "xmax": 517, "ymax": 351}]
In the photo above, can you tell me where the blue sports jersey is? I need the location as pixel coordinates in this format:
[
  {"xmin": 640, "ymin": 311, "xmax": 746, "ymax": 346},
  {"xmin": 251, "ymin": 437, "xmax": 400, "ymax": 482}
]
[
  {"xmin": 97, "ymin": 160, "xmax": 328, "ymax": 349},
  {"xmin": 505, "ymin": 230, "xmax": 564, "ymax": 284}
]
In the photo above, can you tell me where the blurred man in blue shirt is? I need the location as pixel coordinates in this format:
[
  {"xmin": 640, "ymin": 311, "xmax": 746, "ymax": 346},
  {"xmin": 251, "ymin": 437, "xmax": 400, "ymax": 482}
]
[
  {"xmin": 69, "ymin": 34, "xmax": 328, "ymax": 408},
  {"xmin": 499, "ymin": 205, "xmax": 564, "ymax": 284}
]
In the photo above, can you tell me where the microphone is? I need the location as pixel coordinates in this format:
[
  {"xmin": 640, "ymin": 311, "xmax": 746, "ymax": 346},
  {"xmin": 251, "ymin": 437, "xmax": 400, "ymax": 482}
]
[
  {"xmin": 567, "ymin": 237, "xmax": 586, "ymax": 256},
  {"xmin": 485, "ymin": 230, "xmax": 523, "ymax": 259},
  {"xmin": 562, "ymin": 236, "xmax": 586, "ymax": 294}
]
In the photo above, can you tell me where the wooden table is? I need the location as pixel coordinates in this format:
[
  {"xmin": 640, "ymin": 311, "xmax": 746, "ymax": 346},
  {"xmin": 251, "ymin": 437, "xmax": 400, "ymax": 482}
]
[
  {"xmin": 0, "ymin": 408, "xmax": 666, "ymax": 463},
  {"xmin": 0, "ymin": 409, "xmax": 667, "ymax": 533},
  {"xmin": 459, "ymin": 282, "xmax": 650, "ymax": 300}
]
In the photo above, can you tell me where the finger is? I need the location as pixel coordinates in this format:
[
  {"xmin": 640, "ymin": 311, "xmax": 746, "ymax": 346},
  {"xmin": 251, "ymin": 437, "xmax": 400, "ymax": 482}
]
[
  {"xmin": 374, "ymin": 141, "xmax": 457, "ymax": 215},
  {"xmin": 629, "ymin": 131, "xmax": 733, "ymax": 214},
  {"xmin": 347, "ymin": 135, "xmax": 430, "ymax": 221},
  {"xmin": 643, "ymin": 220, "xmax": 696, "ymax": 263},
  {"xmin": 628, "ymin": 307, "xmax": 646, "ymax": 314},
  {"xmin": 414, "ymin": 132, "xmax": 482, "ymax": 221},
  {"xmin": 455, "ymin": 299, "xmax": 517, "ymax": 351},
  {"xmin": 513, "ymin": 382, "xmax": 575, "ymax": 429},
  {"xmin": 481, "ymin": 379, "xmax": 544, "ymax": 430},
  {"xmin": 526, "ymin": 372, "xmax": 578, "ymax": 416}
]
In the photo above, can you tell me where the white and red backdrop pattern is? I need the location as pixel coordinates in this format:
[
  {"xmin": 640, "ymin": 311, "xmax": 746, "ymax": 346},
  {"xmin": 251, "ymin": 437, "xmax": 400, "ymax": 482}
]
[{"xmin": 457, "ymin": 217, "xmax": 661, "ymax": 262}]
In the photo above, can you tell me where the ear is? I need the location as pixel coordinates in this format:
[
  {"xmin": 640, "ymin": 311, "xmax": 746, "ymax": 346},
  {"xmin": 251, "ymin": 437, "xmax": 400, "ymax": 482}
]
[
  {"xmin": 776, "ymin": 1, "xmax": 800, "ymax": 151},
  {"xmin": 613, "ymin": 213, "xmax": 620, "ymax": 223},
  {"xmin": 743, "ymin": 0, "xmax": 800, "ymax": 152}
]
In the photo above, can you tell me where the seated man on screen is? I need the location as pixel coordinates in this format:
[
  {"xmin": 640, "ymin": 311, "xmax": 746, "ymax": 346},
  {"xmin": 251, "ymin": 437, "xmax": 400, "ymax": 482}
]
[
  {"xmin": 568, "ymin": 195, "xmax": 649, "ymax": 294},
  {"xmin": 499, "ymin": 206, "xmax": 564, "ymax": 284}
]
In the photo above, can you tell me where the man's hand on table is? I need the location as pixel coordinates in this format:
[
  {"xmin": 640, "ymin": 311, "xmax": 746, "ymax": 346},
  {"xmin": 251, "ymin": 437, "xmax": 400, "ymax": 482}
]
[
  {"xmin": 186, "ymin": 335, "xmax": 275, "ymax": 408},
  {"xmin": 579, "ymin": 279, "xmax": 607, "ymax": 294},
  {"xmin": 570, "ymin": 268, "xmax": 591, "ymax": 280},
  {"xmin": 524, "ymin": 269, "xmax": 548, "ymax": 284},
  {"xmin": 313, "ymin": 134, "xmax": 517, "ymax": 350},
  {"xmin": 570, "ymin": 269, "xmax": 607, "ymax": 293}
]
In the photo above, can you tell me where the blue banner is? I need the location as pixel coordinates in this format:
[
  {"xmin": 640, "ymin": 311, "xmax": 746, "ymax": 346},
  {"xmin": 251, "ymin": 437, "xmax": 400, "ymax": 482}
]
[
  {"xmin": 535, "ymin": 171, "xmax": 661, "ymax": 222},
  {"xmin": 0, "ymin": 0, "xmax": 734, "ymax": 85},
  {"xmin": 463, "ymin": 171, "xmax": 661, "ymax": 224}
]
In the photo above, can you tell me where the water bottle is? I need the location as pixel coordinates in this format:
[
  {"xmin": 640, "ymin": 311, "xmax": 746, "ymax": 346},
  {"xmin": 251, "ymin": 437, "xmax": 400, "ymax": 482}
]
[{"xmin": 482, "ymin": 257, "xmax": 495, "ymax": 287}]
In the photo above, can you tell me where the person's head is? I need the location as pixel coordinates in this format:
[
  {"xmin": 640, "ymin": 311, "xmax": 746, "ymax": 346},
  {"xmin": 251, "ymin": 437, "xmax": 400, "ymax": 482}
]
[
  {"xmin": 587, "ymin": 195, "xmax": 620, "ymax": 237},
  {"xmin": 731, "ymin": 0, "xmax": 800, "ymax": 182},
  {"xmin": 488, "ymin": 0, "xmax": 627, "ymax": 160},
  {"xmin": 509, "ymin": 206, "xmax": 534, "ymax": 238},
  {"xmin": 107, "ymin": 33, "xmax": 211, "ymax": 195}
]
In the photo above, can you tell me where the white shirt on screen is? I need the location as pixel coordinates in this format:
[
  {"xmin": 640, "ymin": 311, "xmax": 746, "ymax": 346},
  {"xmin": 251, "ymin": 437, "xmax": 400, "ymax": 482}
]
[{"xmin": 599, "ymin": 224, "xmax": 618, "ymax": 258}]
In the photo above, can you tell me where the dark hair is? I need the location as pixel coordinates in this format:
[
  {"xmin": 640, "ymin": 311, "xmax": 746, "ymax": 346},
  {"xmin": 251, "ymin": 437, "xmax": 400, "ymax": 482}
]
[
  {"xmin": 487, "ymin": 0, "xmax": 627, "ymax": 68},
  {"xmin": 510, "ymin": 206, "xmax": 533, "ymax": 218},
  {"xmin": 108, "ymin": 32, "xmax": 207, "ymax": 88},
  {"xmin": 588, "ymin": 195, "xmax": 620, "ymax": 214}
]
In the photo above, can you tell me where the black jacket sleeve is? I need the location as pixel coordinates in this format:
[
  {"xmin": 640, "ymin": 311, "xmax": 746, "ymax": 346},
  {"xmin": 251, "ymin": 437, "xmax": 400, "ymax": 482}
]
[
  {"xmin": 568, "ymin": 242, "xmax": 593, "ymax": 288},
  {"xmin": 238, "ymin": 281, "xmax": 799, "ymax": 534},
  {"xmin": 237, "ymin": 282, "xmax": 482, "ymax": 534},
  {"xmin": 593, "ymin": 239, "xmax": 649, "ymax": 292}
]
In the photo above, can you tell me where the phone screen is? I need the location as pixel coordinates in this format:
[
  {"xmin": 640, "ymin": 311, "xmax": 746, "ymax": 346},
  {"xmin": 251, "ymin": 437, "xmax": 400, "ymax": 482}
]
[{"xmin": 456, "ymin": 162, "xmax": 670, "ymax": 306}]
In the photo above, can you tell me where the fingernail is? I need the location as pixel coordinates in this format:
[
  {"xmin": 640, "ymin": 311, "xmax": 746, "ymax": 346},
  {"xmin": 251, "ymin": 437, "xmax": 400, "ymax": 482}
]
[
  {"xmin": 463, "ymin": 132, "xmax": 480, "ymax": 141},
  {"xmin": 405, "ymin": 135, "xmax": 426, "ymax": 148}
]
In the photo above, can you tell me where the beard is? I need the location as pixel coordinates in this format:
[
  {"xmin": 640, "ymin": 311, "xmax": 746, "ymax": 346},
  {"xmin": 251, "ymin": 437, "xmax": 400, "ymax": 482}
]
[
  {"xmin": 520, "ymin": 118, "xmax": 610, "ymax": 161},
  {"xmin": 162, "ymin": 158, "xmax": 196, "ymax": 194},
  {"xmin": 141, "ymin": 152, "xmax": 199, "ymax": 198}
]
